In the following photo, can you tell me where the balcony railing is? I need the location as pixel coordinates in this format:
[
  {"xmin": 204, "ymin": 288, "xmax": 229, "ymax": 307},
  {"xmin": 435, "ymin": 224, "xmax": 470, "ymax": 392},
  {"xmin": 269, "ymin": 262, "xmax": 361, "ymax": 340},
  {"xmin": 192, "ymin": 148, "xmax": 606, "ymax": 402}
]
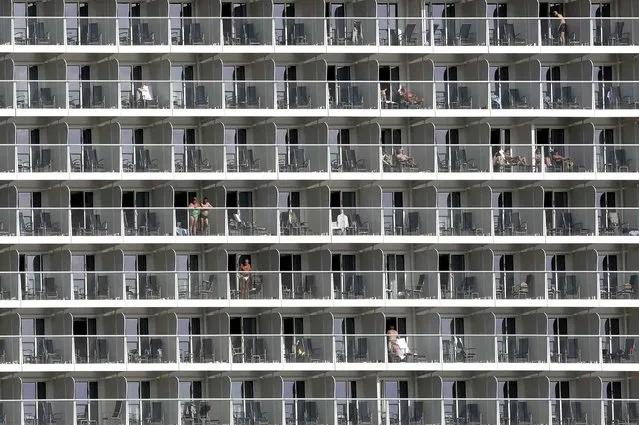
[
  {"xmin": 2, "ymin": 333, "xmax": 636, "ymax": 366},
  {"xmin": 4, "ymin": 16, "xmax": 639, "ymax": 47},
  {"xmin": 1, "ymin": 206, "xmax": 639, "ymax": 240},
  {"xmin": 1, "ymin": 397, "xmax": 636, "ymax": 425},
  {"xmin": 2, "ymin": 269, "xmax": 636, "ymax": 302},
  {"xmin": 4, "ymin": 80, "xmax": 639, "ymax": 113},
  {"xmin": 4, "ymin": 143, "xmax": 639, "ymax": 175}
]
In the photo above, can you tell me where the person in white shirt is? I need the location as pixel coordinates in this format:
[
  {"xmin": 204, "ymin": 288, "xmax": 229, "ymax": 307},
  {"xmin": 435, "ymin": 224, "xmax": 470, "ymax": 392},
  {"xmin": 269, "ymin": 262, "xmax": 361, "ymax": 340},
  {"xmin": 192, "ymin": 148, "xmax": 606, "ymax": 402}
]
[{"xmin": 336, "ymin": 209, "xmax": 349, "ymax": 234}]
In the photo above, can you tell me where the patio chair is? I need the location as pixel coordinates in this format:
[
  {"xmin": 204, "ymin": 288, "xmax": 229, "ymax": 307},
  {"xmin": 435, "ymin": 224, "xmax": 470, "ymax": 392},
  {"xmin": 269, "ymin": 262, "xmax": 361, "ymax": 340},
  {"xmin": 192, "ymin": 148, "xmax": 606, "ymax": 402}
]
[{"xmin": 189, "ymin": 22, "xmax": 204, "ymax": 44}]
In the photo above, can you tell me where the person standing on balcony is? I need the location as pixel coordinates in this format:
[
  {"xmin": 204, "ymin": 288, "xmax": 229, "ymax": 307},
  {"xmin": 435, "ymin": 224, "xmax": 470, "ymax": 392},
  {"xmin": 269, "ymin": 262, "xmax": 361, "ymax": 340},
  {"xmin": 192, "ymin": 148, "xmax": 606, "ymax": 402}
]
[
  {"xmin": 239, "ymin": 257, "xmax": 252, "ymax": 299},
  {"xmin": 200, "ymin": 197, "xmax": 212, "ymax": 235},
  {"xmin": 188, "ymin": 197, "xmax": 200, "ymax": 235},
  {"xmin": 553, "ymin": 10, "xmax": 567, "ymax": 45},
  {"xmin": 337, "ymin": 209, "xmax": 349, "ymax": 235}
]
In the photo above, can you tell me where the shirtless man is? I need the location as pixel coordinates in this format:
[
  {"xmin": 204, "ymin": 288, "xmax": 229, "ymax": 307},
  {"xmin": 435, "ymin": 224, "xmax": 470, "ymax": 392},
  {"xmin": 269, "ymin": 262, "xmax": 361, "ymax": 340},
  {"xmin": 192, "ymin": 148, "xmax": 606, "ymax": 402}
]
[
  {"xmin": 553, "ymin": 10, "xmax": 567, "ymax": 45},
  {"xmin": 396, "ymin": 149, "xmax": 417, "ymax": 167}
]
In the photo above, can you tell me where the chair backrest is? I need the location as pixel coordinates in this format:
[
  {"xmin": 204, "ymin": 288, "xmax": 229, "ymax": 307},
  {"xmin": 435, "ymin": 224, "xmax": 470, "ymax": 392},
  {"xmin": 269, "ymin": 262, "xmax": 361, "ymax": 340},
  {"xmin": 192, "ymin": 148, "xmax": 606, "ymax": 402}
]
[
  {"xmin": 88, "ymin": 22, "xmax": 99, "ymax": 38},
  {"xmin": 247, "ymin": 85, "xmax": 258, "ymax": 101},
  {"xmin": 468, "ymin": 403, "xmax": 480, "ymax": 421},
  {"xmin": 412, "ymin": 400, "xmax": 423, "ymax": 420},
  {"xmin": 202, "ymin": 337, "xmax": 214, "ymax": 355},
  {"xmin": 460, "ymin": 23, "xmax": 471, "ymax": 37},
  {"xmin": 191, "ymin": 22, "xmax": 203, "ymax": 39},
  {"xmin": 568, "ymin": 338, "xmax": 578, "ymax": 355},
  {"xmin": 459, "ymin": 86, "xmax": 470, "ymax": 101},
  {"xmin": 97, "ymin": 275, "xmax": 109, "ymax": 295},
  {"xmin": 510, "ymin": 88, "xmax": 521, "ymax": 102},
  {"xmin": 195, "ymin": 85, "xmax": 207, "ymax": 102},
  {"xmin": 608, "ymin": 211, "xmax": 619, "ymax": 226},
  {"xmin": 44, "ymin": 338, "xmax": 55, "ymax": 353},
  {"xmin": 339, "ymin": 84, "xmax": 350, "ymax": 102},
  {"xmin": 150, "ymin": 338, "xmax": 163, "ymax": 352},
  {"xmin": 525, "ymin": 274, "xmax": 534, "ymax": 286},
  {"xmin": 357, "ymin": 337, "xmax": 367, "ymax": 355},
  {"xmin": 518, "ymin": 337, "xmax": 529, "ymax": 355},
  {"xmin": 151, "ymin": 401, "xmax": 163, "ymax": 421},
  {"xmin": 90, "ymin": 86, "xmax": 102, "ymax": 103},
  {"xmin": 404, "ymin": 23, "xmax": 416, "ymax": 38},
  {"xmin": 45, "ymin": 277, "xmax": 55, "ymax": 293},
  {"xmin": 624, "ymin": 338, "xmax": 635, "ymax": 354},
  {"xmin": 307, "ymin": 401, "xmax": 318, "ymax": 420},
  {"xmin": 111, "ymin": 400, "xmax": 123, "ymax": 418},
  {"xmin": 41, "ymin": 148, "xmax": 52, "ymax": 166},
  {"xmin": 147, "ymin": 275, "xmax": 158, "ymax": 293},
  {"xmin": 41, "ymin": 87, "xmax": 53, "ymax": 101},
  {"xmin": 615, "ymin": 149, "xmax": 627, "ymax": 164},
  {"xmin": 295, "ymin": 148, "xmax": 307, "ymax": 166},
  {"xmin": 149, "ymin": 212, "xmax": 159, "ymax": 228},
  {"xmin": 140, "ymin": 22, "xmax": 151, "ymax": 37},
  {"xmin": 199, "ymin": 402, "xmax": 211, "ymax": 418},
  {"xmin": 352, "ymin": 86, "xmax": 362, "ymax": 102},
  {"xmin": 566, "ymin": 275, "xmax": 577, "ymax": 294},
  {"xmin": 297, "ymin": 85, "xmax": 308, "ymax": 99},
  {"xmin": 358, "ymin": 401, "xmax": 370, "ymax": 420},
  {"xmin": 562, "ymin": 86, "xmax": 573, "ymax": 100},
  {"xmin": 245, "ymin": 23, "xmax": 257, "ymax": 38}
]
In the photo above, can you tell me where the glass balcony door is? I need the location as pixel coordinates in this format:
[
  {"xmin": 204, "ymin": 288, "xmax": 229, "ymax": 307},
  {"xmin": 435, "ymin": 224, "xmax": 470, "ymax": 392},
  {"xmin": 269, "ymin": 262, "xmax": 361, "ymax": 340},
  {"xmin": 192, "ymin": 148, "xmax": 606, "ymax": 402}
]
[
  {"xmin": 332, "ymin": 254, "xmax": 355, "ymax": 299},
  {"xmin": 333, "ymin": 317, "xmax": 355, "ymax": 362},
  {"xmin": 176, "ymin": 253, "xmax": 199, "ymax": 299},
  {"xmin": 170, "ymin": 2, "xmax": 193, "ymax": 45},
  {"xmin": 20, "ymin": 252, "xmax": 43, "ymax": 299},
  {"xmin": 377, "ymin": 3, "xmax": 398, "ymax": 46},
  {"xmin": 282, "ymin": 317, "xmax": 304, "ymax": 361},
  {"xmin": 124, "ymin": 254, "xmax": 147, "ymax": 299},
  {"xmin": 178, "ymin": 317, "xmax": 201, "ymax": 362},
  {"xmin": 385, "ymin": 254, "xmax": 405, "ymax": 298},
  {"xmin": 276, "ymin": 66, "xmax": 297, "ymax": 109},
  {"xmin": 274, "ymin": 2, "xmax": 295, "ymax": 45},
  {"xmin": 171, "ymin": 65, "xmax": 194, "ymax": 108},
  {"xmin": 127, "ymin": 381, "xmax": 150, "ymax": 424}
]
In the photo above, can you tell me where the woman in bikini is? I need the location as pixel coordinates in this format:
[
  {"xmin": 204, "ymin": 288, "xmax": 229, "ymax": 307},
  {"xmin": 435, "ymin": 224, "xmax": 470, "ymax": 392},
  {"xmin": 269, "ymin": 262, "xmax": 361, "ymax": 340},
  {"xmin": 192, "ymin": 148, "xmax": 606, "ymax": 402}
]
[
  {"xmin": 238, "ymin": 258, "xmax": 252, "ymax": 299},
  {"xmin": 188, "ymin": 197, "xmax": 200, "ymax": 235}
]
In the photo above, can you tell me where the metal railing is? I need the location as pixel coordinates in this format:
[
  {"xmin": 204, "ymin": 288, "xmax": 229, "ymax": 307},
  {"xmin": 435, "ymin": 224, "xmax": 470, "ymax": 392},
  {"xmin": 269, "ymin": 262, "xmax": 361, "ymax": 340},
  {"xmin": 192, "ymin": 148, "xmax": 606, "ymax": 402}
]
[
  {"xmin": 2, "ymin": 206, "xmax": 639, "ymax": 240},
  {"xmin": 0, "ymin": 397, "xmax": 636, "ymax": 425},
  {"xmin": 1, "ymin": 333, "xmax": 636, "ymax": 366},
  {"xmin": 4, "ymin": 16, "xmax": 639, "ymax": 47},
  {"xmin": 1, "ymin": 269, "xmax": 637, "ymax": 302},
  {"xmin": 4, "ymin": 143, "xmax": 639, "ymax": 175},
  {"xmin": 4, "ymin": 80, "xmax": 639, "ymax": 112}
]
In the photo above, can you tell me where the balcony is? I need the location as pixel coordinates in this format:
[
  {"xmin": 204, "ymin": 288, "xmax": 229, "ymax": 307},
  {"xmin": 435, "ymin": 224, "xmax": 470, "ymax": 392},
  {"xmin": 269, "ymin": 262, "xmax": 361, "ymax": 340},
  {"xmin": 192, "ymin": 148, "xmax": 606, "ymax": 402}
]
[
  {"xmin": 3, "ymin": 79, "xmax": 639, "ymax": 117},
  {"xmin": 275, "ymin": 17, "xmax": 324, "ymax": 46},
  {"xmin": 1, "ymin": 16, "xmax": 639, "ymax": 50},
  {"xmin": 1, "ymin": 333, "xmax": 637, "ymax": 368},
  {"xmin": 14, "ymin": 335, "xmax": 123, "ymax": 365},
  {"xmin": 3, "ymin": 143, "xmax": 639, "ymax": 176},
  {"xmin": 2, "ymin": 268, "xmax": 635, "ymax": 303},
  {"xmin": 118, "ymin": 17, "xmax": 168, "ymax": 46},
  {"xmin": 0, "ymin": 397, "xmax": 635, "ymax": 425}
]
